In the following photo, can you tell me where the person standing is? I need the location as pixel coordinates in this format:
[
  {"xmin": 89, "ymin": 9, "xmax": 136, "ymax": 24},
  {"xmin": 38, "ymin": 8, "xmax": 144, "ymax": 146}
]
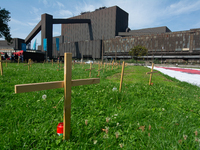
[{"xmin": 11, "ymin": 53, "xmax": 14, "ymax": 62}]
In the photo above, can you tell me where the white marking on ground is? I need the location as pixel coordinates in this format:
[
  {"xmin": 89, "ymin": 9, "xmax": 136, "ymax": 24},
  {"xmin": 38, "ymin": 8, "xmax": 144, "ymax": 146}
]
[{"xmin": 146, "ymin": 66, "xmax": 200, "ymax": 87}]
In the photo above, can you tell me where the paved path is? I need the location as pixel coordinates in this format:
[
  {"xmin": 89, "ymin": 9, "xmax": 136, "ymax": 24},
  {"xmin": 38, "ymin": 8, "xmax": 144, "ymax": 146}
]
[{"xmin": 147, "ymin": 66, "xmax": 200, "ymax": 87}]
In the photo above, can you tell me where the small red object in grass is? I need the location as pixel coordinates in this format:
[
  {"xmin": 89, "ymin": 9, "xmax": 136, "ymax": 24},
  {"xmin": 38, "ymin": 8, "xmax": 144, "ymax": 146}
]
[
  {"xmin": 151, "ymin": 83, "xmax": 153, "ymax": 85},
  {"xmin": 57, "ymin": 122, "xmax": 63, "ymax": 136}
]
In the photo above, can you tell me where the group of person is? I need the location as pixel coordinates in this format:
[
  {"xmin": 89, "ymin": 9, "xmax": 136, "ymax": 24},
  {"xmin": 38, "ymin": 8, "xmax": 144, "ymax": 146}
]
[{"xmin": 1, "ymin": 53, "xmax": 23, "ymax": 62}]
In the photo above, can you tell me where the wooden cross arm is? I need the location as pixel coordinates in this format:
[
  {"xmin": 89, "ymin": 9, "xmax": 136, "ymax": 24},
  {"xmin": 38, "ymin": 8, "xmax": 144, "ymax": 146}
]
[
  {"xmin": 146, "ymin": 71, "xmax": 158, "ymax": 74},
  {"xmin": 97, "ymin": 69, "xmax": 102, "ymax": 71},
  {"xmin": 85, "ymin": 68, "xmax": 95, "ymax": 71},
  {"xmin": 15, "ymin": 78, "xmax": 100, "ymax": 93}
]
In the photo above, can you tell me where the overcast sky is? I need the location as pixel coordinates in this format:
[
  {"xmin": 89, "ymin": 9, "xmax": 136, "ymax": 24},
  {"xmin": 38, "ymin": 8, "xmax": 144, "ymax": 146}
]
[{"xmin": 1, "ymin": 0, "xmax": 200, "ymax": 48}]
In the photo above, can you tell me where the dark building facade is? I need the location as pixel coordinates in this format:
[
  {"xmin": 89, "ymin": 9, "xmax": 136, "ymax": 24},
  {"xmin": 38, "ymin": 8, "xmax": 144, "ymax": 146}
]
[
  {"xmin": 62, "ymin": 6, "xmax": 128, "ymax": 42},
  {"xmin": 51, "ymin": 6, "xmax": 129, "ymax": 59},
  {"xmin": 0, "ymin": 38, "xmax": 25, "ymax": 50}
]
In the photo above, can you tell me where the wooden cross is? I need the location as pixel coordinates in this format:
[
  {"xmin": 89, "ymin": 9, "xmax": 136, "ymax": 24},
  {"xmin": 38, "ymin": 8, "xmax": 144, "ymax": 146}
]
[
  {"xmin": 97, "ymin": 62, "xmax": 102, "ymax": 76},
  {"xmin": 24, "ymin": 59, "xmax": 32, "ymax": 71},
  {"xmin": 57, "ymin": 60, "xmax": 63, "ymax": 70},
  {"xmin": 30, "ymin": 59, "xmax": 33, "ymax": 67},
  {"xmin": 81, "ymin": 62, "xmax": 85, "ymax": 69},
  {"xmin": 15, "ymin": 53, "xmax": 100, "ymax": 140},
  {"xmin": 115, "ymin": 62, "xmax": 119, "ymax": 69},
  {"xmin": 119, "ymin": 61, "xmax": 125, "ymax": 92},
  {"xmin": 111, "ymin": 60, "xmax": 114, "ymax": 70},
  {"xmin": 105, "ymin": 63, "xmax": 110, "ymax": 72},
  {"xmin": 85, "ymin": 63, "xmax": 95, "ymax": 77},
  {"xmin": 108, "ymin": 63, "xmax": 111, "ymax": 70},
  {"xmin": 146, "ymin": 63, "xmax": 158, "ymax": 85},
  {"xmin": 0, "ymin": 53, "xmax": 3, "ymax": 76},
  {"xmin": 103, "ymin": 63, "xmax": 105, "ymax": 73}
]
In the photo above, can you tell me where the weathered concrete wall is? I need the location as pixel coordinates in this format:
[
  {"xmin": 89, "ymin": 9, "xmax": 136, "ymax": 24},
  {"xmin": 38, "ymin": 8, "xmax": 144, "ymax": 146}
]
[
  {"xmin": 52, "ymin": 39, "xmax": 102, "ymax": 59},
  {"xmin": 103, "ymin": 29, "xmax": 200, "ymax": 56},
  {"xmin": 61, "ymin": 6, "xmax": 128, "ymax": 43}
]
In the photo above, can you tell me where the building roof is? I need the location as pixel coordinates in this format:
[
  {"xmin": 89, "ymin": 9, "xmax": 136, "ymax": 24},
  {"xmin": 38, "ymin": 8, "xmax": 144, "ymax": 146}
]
[
  {"xmin": 130, "ymin": 26, "xmax": 171, "ymax": 34},
  {"xmin": 118, "ymin": 26, "xmax": 171, "ymax": 37}
]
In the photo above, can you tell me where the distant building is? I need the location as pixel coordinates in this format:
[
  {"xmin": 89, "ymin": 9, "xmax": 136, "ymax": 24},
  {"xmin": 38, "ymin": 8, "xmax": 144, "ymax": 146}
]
[{"xmin": 1, "ymin": 5, "xmax": 200, "ymax": 61}]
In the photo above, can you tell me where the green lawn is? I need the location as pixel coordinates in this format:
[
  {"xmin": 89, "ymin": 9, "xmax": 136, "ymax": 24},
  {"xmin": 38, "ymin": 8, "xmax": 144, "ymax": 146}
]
[{"xmin": 0, "ymin": 62, "xmax": 200, "ymax": 149}]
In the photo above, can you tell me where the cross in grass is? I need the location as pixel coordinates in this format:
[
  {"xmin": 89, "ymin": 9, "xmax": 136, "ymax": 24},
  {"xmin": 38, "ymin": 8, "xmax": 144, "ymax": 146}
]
[
  {"xmin": 15, "ymin": 53, "xmax": 100, "ymax": 140},
  {"xmin": 0, "ymin": 53, "xmax": 3, "ymax": 75},
  {"xmin": 146, "ymin": 63, "xmax": 158, "ymax": 85},
  {"xmin": 119, "ymin": 61, "xmax": 125, "ymax": 92},
  {"xmin": 85, "ymin": 62, "xmax": 95, "ymax": 77},
  {"xmin": 97, "ymin": 62, "xmax": 102, "ymax": 76},
  {"xmin": 57, "ymin": 60, "xmax": 63, "ymax": 70},
  {"xmin": 4, "ymin": 58, "xmax": 10, "ymax": 67},
  {"xmin": 81, "ymin": 62, "xmax": 85, "ymax": 69},
  {"xmin": 24, "ymin": 59, "xmax": 32, "ymax": 71},
  {"xmin": 111, "ymin": 60, "xmax": 114, "ymax": 70}
]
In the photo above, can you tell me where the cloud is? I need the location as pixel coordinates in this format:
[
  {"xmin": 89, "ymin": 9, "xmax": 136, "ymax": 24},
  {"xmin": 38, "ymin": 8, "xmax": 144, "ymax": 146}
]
[
  {"xmin": 27, "ymin": 22, "xmax": 37, "ymax": 26},
  {"xmin": 30, "ymin": 7, "xmax": 40, "ymax": 15},
  {"xmin": 165, "ymin": 0, "xmax": 200, "ymax": 16},
  {"xmin": 100, "ymin": 0, "xmax": 200, "ymax": 30},
  {"xmin": 74, "ymin": 1, "xmax": 102, "ymax": 16},
  {"xmin": 43, "ymin": 0, "xmax": 48, "ymax": 6},
  {"xmin": 102, "ymin": 0, "xmax": 163, "ymax": 29},
  {"xmin": 56, "ymin": 1, "xmax": 65, "ymax": 8},
  {"xmin": 57, "ymin": 10, "xmax": 73, "ymax": 18},
  {"xmin": 33, "ymin": 16, "xmax": 41, "ymax": 21},
  {"xmin": 10, "ymin": 18, "xmax": 28, "ymax": 26}
]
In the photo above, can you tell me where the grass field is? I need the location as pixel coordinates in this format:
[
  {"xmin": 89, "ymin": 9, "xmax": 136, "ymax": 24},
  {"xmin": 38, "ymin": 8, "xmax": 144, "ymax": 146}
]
[{"xmin": 1, "ymin": 62, "xmax": 200, "ymax": 149}]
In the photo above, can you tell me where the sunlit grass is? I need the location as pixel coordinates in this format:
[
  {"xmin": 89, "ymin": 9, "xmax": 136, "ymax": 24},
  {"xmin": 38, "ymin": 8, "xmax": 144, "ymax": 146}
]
[{"xmin": 0, "ymin": 62, "xmax": 200, "ymax": 149}]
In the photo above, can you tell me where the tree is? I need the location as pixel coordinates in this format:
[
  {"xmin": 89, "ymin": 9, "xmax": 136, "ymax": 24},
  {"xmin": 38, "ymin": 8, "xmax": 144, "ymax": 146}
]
[
  {"xmin": 129, "ymin": 45, "xmax": 148, "ymax": 63},
  {"xmin": 0, "ymin": 7, "xmax": 12, "ymax": 43}
]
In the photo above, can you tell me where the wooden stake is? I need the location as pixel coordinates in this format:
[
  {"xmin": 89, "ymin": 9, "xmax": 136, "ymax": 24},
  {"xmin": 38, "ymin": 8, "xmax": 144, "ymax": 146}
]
[
  {"xmin": 97, "ymin": 62, "xmax": 102, "ymax": 76},
  {"xmin": 146, "ymin": 63, "xmax": 158, "ymax": 85},
  {"xmin": 0, "ymin": 53, "xmax": 3, "ymax": 76},
  {"xmin": 85, "ymin": 63, "xmax": 95, "ymax": 77},
  {"xmin": 18, "ymin": 57, "xmax": 20, "ymax": 65},
  {"xmin": 63, "ymin": 53, "xmax": 72, "ymax": 140},
  {"xmin": 82, "ymin": 62, "xmax": 85, "ymax": 69},
  {"xmin": 119, "ymin": 61, "xmax": 125, "ymax": 92},
  {"xmin": 24, "ymin": 59, "xmax": 32, "ymax": 71},
  {"xmin": 15, "ymin": 52, "xmax": 100, "ymax": 141},
  {"xmin": 52, "ymin": 59, "xmax": 53, "ymax": 66},
  {"xmin": 103, "ymin": 63, "xmax": 105, "ymax": 73},
  {"xmin": 112, "ymin": 60, "xmax": 114, "ymax": 70}
]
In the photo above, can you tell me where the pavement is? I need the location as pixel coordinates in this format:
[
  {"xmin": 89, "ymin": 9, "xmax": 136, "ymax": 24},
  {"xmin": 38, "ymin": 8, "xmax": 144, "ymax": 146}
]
[{"xmin": 147, "ymin": 66, "xmax": 200, "ymax": 87}]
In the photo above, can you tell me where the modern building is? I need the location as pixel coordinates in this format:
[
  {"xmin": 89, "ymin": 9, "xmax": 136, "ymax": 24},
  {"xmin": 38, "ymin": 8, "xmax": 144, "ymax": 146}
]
[{"xmin": 1, "ymin": 5, "xmax": 200, "ymax": 62}]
